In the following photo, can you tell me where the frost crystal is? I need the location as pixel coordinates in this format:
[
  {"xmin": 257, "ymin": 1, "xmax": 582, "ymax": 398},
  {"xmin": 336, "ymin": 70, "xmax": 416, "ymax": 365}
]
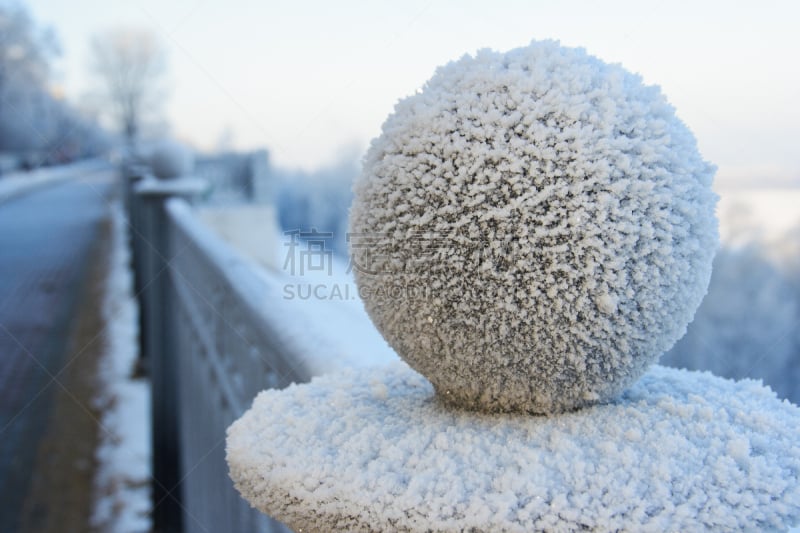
[
  {"xmin": 227, "ymin": 363, "xmax": 800, "ymax": 532},
  {"xmin": 350, "ymin": 40, "xmax": 718, "ymax": 413}
]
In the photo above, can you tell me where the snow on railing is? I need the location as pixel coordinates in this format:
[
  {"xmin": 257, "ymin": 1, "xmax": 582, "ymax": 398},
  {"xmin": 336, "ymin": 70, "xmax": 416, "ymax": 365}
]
[
  {"xmin": 125, "ymin": 165, "xmax": 300, "ymax": 533},
  {"xmin": 194, "ymin": 150, "xmax": 271, "ymax": 205}
]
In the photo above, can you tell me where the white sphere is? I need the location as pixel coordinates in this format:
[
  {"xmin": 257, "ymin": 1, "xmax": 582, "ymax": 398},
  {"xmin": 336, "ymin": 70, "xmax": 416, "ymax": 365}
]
[
  {"xmin": 349, "ymin": 40, "xmax": 718, "ymax": 414},
  {"xmin": 149, "ymin": 140, "xmax": 194, "ymax": 180}
]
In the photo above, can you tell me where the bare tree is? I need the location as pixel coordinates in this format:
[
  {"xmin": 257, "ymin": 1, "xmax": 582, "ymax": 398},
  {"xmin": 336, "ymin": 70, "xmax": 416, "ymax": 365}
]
[
  {"xmin": 90, "ymin": 28, "xmax": 166, "ymax": 144},
  {"xmin": 0, "ymin": 4, "xmax": 106, "ymax": 164},
  {"xmin": 0, "ymin": 4, "xmax": 56, "ymax": 152}
]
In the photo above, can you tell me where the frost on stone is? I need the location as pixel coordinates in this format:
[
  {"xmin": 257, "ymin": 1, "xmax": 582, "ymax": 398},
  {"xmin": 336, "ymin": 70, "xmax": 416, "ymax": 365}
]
[
  {"xmin": 349, "ymin": 40, "xmax": 719, "ymax": 414},
  {"xmin": 227, "ymin": 362, "xmax": 800, "ymax": 533},
  {"xmin": 148, "ymin": 140, "xmax": 195, "ymax": 180}
]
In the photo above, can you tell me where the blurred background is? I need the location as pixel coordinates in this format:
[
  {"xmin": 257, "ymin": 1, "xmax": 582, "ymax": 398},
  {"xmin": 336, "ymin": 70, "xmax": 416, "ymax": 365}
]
[{"xmin": 1, "ymin": 1, "xmax": 798, "ymax": 532}]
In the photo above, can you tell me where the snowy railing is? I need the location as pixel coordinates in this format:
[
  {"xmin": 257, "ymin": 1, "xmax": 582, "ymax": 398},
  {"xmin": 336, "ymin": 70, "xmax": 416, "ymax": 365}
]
[
  {"xmin": 194, "ymin": 150, "xmax": 271, "ymax": 205},
  {"xmin": 126, "ymin": 165, "xmax": 298, "ymax": 533}
]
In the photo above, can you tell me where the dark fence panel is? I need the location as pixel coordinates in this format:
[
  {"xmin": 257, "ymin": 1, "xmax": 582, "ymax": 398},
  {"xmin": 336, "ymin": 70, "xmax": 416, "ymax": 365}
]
[{"xmin": 130, "ymin": 172, "xmax": 303, "ymax": 533}]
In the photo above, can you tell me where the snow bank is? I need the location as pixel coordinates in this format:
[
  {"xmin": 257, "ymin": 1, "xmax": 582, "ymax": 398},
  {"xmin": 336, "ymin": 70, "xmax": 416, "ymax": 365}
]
[
  {"xmin": 350, "ymin": 40, "xmax": 718, "ymax": 414},
  {"xmin": 228, "ymin": 363, "xmax": 799, "ymax": 532},
  {"xmin": 91, "ymin": 201, "xmax": 152, "ymax": 532}
]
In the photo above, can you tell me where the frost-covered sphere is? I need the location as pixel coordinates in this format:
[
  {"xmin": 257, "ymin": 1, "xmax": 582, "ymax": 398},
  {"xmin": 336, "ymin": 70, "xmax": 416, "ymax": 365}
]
[
  {"xmin": 350, "ymin": 40, "xmax": 718, "ymax": 414},
  {"xmin": 149, "ymin": 140, "xmax": 194, "ymax": 180}
]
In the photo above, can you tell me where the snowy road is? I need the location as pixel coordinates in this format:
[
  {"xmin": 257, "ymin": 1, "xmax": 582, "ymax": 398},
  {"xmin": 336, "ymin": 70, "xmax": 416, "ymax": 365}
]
[{"xmin": 0, "ymin": 169, "xmax": 113, "ymax": 531}]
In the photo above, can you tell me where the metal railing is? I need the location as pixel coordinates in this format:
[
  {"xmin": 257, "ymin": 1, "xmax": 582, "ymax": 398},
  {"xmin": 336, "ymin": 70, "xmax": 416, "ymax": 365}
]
[
  {"xmin": 126, "ymin": 166, "xmax": 303, "ymax": 533},
  {"xmin": 194, "ymin": 150, "xmax": 272, "ymax": 205}
]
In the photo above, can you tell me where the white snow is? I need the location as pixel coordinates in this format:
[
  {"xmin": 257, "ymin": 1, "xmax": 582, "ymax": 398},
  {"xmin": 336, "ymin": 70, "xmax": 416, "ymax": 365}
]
[
  {"xmin": 135, "ymin": 177, "xmax": 208, "ymax": 197},
  {"xmin": 91, "ymin": 200, "xmax": 152, "ymax": 533},
  {"xmin": 167, "ymin": 199, "xmax": 397, "ymax": 377},
  {"xmin": 196, "ymin": 205, "xmax": 281, "ymax": 271},
  {"xmin": 350, "ymin": 40, "xmax": 719, "ymax": 414},
  {"xmin": 257, "ymin": 237, "xmax": 399, "ymax": 371},
  {"xmin": 255, "ymin": 259, "xmax": 399, "ymax": 373},
  {"xmin": 0, "ymin": 158, "xmax": 109, "ymax": 204},
  {"xmin": 147, "ymin": 140, "xmax": 194, "ymax": 180},
  {"xmin": 227, "ymin": 362, "xmax": 800, "ymax": 532}
]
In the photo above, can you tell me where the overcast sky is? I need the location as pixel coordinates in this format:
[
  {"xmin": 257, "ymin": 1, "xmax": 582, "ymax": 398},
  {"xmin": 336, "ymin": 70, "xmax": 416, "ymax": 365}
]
[{"xmin": 25, "ymin": 0, "xmax": 800, "ymax": 183}]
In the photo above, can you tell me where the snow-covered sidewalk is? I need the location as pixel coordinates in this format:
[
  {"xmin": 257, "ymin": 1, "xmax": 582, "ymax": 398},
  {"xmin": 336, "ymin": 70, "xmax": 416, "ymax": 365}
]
[{"xmin": 91, "ymin": 200, "xmax": 152, "ymax": 533}]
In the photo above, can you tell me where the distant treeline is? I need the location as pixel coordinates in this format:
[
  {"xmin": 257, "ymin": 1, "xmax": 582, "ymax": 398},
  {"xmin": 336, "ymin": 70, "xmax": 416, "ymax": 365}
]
[
  {"xmin": 662, "ymin": 237, "xmax": 800, "ymax": 405},
  {"xmin": 0, "ymin": 4, "xmax": 108, "ymax": 173},
  {"xmin": 275, "ymin": 157, "xmax": 357, "ymax": 258}
]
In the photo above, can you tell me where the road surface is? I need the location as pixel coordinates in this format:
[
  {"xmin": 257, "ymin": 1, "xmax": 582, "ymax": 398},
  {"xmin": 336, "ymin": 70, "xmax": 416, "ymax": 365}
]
[{"xmin": 0, "ymin": 168, "xmax": 114, "ymax": 532}]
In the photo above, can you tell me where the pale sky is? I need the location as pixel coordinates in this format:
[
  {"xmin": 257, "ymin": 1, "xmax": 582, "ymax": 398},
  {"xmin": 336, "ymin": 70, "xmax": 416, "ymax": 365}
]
[{"xmin": 24, "ymin": 0, "xmax": 800, "ymax": 182}]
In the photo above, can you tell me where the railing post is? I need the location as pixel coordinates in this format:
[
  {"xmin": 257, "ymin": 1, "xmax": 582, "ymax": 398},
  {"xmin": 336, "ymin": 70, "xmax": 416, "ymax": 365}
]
[
  {"xmin": 122, "ymin": 162, "xmax": 149, "ymax": 374},
  {"xmin": 134, "ymin": 177, "xmax": 207, "ymax": 533}
]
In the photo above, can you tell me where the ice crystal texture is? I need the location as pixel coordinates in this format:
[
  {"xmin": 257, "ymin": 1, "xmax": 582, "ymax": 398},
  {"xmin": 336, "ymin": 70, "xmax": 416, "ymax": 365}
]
[
  {"xmin": 350, "ymin": 40, "xmax": 718, "ymax": 413},
  {"xmin": 227, "ymin": 363, "xmax": 800, "ymax": 532}
]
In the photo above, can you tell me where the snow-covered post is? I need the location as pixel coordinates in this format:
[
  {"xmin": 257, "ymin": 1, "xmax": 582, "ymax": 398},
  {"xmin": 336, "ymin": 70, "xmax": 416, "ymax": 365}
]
[
  {"xmin": 134, "ymin": 175, "xmax": 206, "ymax": 533},
  {"xmin": 121, "ymin": 161, "xmax": 148, "ymax": 226},
  {"xmin": 148, "ymin": 140, "xmax": 195, "ymax": 181},
  {"xmin": 227, "ymin": 41, "xmax": 800, "ymax": 531}
]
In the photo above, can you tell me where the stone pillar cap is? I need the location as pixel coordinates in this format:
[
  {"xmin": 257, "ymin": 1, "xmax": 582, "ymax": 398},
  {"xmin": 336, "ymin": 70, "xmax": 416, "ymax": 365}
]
[{"xmin": 227, "ymin": 362, "xmax": 800, "ymax": 532}]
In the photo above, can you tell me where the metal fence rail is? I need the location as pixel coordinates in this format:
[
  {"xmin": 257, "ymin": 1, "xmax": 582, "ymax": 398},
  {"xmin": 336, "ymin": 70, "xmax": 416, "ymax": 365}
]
[
  {"xmin": 130, "ymin": 173, "xmax": 305, "ymax": 533},
  {"xmin": 194, "ymin": 150, "xmax": 272, "ymax": 205},
  {"xmin": 169, "ymin": 198, "xmax": 305, "ymax": 533}
]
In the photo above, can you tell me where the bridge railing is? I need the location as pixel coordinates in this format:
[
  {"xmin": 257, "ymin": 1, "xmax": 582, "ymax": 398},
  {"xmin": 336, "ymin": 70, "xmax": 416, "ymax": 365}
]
[{"xmin": 125, "ymin": 165, "xmax": 305, "ymax": 533}]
